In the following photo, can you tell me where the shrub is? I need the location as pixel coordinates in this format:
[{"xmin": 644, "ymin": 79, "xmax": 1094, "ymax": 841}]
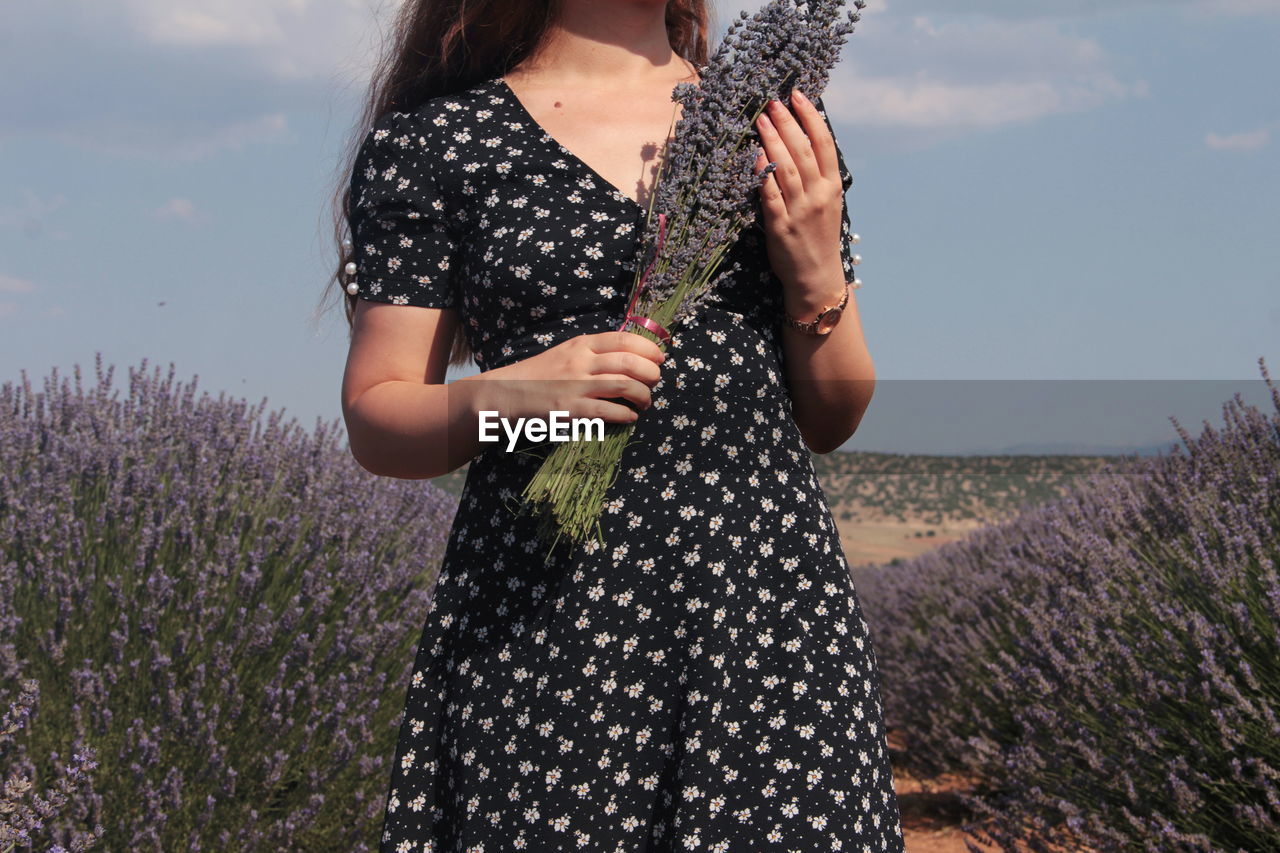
[
  {"xmin": 859, "ymin": 358, "xmax": 1280, "ymax": 852},
  {"xmin": 0, "ymin": 355, "xmax": 455, "ymax": 850}
]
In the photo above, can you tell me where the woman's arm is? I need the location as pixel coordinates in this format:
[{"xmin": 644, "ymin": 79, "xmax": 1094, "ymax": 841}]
[
  {"xmin": 777, "ymin": 260, "xmax": 875, "ymax": 454},
  {"xmin": 341, "ymin": 301, "xmax": 487, "ymax": 480},
  {"xmin": 755, "ymin": 91, "xmax": 876, "ymax": 454},
  {"xmin": 341, "ymin": 300, "xmax": 665, "ymax": 480}
]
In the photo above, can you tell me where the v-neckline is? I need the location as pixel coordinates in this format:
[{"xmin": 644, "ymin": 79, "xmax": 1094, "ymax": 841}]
[{"xmin": 492, "ymin": 75, "xmax": 665, "ymax": 216}]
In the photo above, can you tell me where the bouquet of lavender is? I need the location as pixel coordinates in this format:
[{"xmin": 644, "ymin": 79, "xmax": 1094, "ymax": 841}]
[{"xmin": 521, "ymin": 0, "xmax": 867, "ymax": 553}]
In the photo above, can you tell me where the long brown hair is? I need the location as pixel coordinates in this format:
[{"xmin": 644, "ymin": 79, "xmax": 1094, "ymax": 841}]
[{"xmin": 327, "ymin": 0, "xmax": 713, "ymax": 367}]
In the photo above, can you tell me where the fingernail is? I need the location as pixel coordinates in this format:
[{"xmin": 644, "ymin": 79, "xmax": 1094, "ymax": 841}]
[{"xmin": 794, "ymin": 90, "xmax": 808, "ymax": 103}]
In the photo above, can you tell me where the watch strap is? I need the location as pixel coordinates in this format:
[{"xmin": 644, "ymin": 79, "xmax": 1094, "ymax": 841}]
[{"xmin": 783, "ymin": 283, "xmax": 851, "ymax": 335}]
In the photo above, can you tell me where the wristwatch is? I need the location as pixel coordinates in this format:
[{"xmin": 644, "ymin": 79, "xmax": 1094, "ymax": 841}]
[{"xmin": 783, "ymin": 283, "xmax": 850, "ymax": 336}]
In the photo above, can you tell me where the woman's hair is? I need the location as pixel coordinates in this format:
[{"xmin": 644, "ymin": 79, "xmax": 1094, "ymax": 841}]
[{"xmin": 330, "ymin": 0, "xmax": 713, "ymax": 366}]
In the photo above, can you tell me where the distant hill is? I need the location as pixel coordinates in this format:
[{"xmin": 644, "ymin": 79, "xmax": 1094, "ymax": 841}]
[
  {"xmin": 957, "ymin": 440, "xmax": 1178, "ymax": 457},
  {"xmin": 810, "ymin": 449, "xmax": 1126, "ymax": 525}
]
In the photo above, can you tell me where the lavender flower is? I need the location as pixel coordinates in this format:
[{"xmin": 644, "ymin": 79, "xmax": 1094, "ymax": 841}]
[
  {"xmin": 0, "ymin": 355, "xmax": 456, "ymax": 850},
  {"xmin": 857, "ymin": 357, "xmax": 1280, "ymax": 851},
  {"xmin": 635, "ymin": 0, "xmax": 865, "ymax": 322}
]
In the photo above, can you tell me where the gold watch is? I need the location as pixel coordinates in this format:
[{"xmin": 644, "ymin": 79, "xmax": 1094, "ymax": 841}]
[{"xmin": 783, "ymin": 283, "xmax": 850, "ymax": 336}]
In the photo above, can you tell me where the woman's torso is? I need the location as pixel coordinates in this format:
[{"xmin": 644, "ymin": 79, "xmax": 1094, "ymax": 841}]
[{"xmin": 413, "ymin": 74, "xmax": 852, "ymax": 645}]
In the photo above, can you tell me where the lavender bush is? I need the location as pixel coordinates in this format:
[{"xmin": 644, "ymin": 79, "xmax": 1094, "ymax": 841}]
[
  {"xmin": 859, "ymin": 357, "xmax": 1280, "ymax": 852},
  {"xmin": 0, "ymin": 355, "xmax": 455, "ymax": 850}
]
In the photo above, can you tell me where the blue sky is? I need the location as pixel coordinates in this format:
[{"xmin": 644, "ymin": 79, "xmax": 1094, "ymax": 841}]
[{"xmin": 2, "ymin": 0, "xmax": 1277, "ymax": 455}]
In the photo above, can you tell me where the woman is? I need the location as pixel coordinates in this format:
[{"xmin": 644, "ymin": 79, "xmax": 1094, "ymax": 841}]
[{"xmin": 335, "ymin": 0, "xmax": 904, "ymax": 849}]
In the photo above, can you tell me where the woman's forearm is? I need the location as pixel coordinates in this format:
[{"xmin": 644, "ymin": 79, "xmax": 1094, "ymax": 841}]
[
  {"xmin": 344, "ymin": 374, "xmax": 488, "ymax": 480},
  {"xmin": 780, "ymin": 264, "xmax": 877, "ymax": 454}
]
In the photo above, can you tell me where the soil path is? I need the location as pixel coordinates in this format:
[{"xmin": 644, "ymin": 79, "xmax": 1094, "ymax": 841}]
[{"xmin": 888, "ymin": 729, "xmax": 998, "ymax": 853}]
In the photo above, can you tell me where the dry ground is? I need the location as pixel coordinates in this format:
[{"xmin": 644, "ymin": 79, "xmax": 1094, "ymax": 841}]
[
  {"xmin": 887, "ymin": 728, "xmax": 998, "ymax": 853},
  {"xmin": 836, "ymin": 518, "xmax": 986, "ymax": 570}
]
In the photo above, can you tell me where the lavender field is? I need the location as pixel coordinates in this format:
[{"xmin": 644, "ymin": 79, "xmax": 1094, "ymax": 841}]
[
  {"xmin": 1, "ymin": 356, "xmax": 455, "ymax": 850},
  {"xmin": 859, "ymin": 358, "xmax": 1280, "ymax": 851},
  {"xmin": 3, "ymin": 354, "xmax": 1276, "ymax": 851}
]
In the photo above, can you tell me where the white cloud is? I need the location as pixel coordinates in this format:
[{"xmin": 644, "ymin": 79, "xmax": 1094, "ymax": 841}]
[
  {"xmin": 1, "ymin": 1, "xmax": 385, "ymax": 158},
  {"xmin": 0, "ymin": 273, "xmax": 37, "ymax": 317},
  {"xmin": 1201, "ymin": 0, "xmax": 1280, "ymax": 13},
  {"xmin": 0, "ymin": 190, "xmax": 69, "ymax": 235},
  {"xmin": 0, "ymin": 0, "xmax": 1269, "ymax": 160},
  {"xmin": 860, "ymin": 0, "xmax": 1280, "ymax": 18},
  {"xmin": 155, "ymin": 197, "xmax": 202, "ymax": 222},
  {"xmin": 120, "ymin": 0, "xmax": 392, "ymax": 78},
  {"xmin": 0, "ymin": 274, "xmax": 37, "ymax": 295},
  {"xmin": 129, "ymin": 3, "xmax": 289, "ymax": 46},
  {"xmin": 819, "ymin": 13, "xmax": 1145, "ymax": 134},
  {"xmin": 35, "ymin": 111, "xmax": 291, "ymax": 162},
  {"xmin": 1205, "ymin": 126, "xmax": 1271, "ymax": 151},
  {"xmin": 829, "ymin": 75, "xmax": 1144, "ymax": 131},
  {"xmin": 712, "ymin": 0, "xmax": 1146, "ymax": 140}
]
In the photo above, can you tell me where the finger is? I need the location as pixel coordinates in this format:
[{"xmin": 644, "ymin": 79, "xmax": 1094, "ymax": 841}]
[
  {"xmin": 765, "ymin": 96, "xmax": 822, "ymax": 188},
  {"xmin": 591, "ymin": 351, "xmax": 662, "ymax": 386},
  {"xmin": 789, "ymin": 89, "xmax": 839, "ymax": 183},
  {"xmin": 755, "ymin": 111, "xmax": 801, "ymax": 208},
  {"xmin": 588, "ymin": 375, "xmax": 652, "ymax": 410},
  {"xmin": 588, "ymin": 330, "xmax": 665, "ymax": 364},
  {"xmin": 758, "ymin": 165, "xmax": 786, "ymax": 220},
  {"xmin": 754, "ymin": 149, "xmax": 771, "ymax": 179},
  {"xmin": 582, "ymin": 397, "xmax": 640, "ymax": 424}
]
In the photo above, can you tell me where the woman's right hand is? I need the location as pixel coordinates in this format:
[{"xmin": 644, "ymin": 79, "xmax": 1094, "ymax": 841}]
[{"xmin": 468, "ymin": 331, "xmax": 665, "ymax": 425}]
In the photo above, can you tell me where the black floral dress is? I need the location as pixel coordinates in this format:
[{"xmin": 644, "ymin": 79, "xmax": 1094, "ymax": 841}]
[{"xmin": 349, "ymin": 75, "xmax": 904, "ymax": 853}]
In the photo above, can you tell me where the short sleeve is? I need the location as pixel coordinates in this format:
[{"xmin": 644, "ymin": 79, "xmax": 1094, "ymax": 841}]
[
  {"xmin": 348, "ymin": 110, "xmax": 460, "ymax": 308},
  {"xmin": 811, "ymin": 95, "xmax": 859, "ymax": 286}
]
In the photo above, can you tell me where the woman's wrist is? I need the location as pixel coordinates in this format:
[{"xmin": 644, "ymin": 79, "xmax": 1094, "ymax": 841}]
[
  {"xmin": 452, "ymin": 372, "xmax": 492, "ymax": 425},
  {"xmin": 782, "ymin": 259, "xmax": 850, "ymax": 321},
  {"xmin": 453, "ymin": 367, "xmax": 530, "ymax": 428}
]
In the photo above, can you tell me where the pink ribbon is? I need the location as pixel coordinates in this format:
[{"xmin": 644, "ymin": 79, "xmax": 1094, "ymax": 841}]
[{"xmin": 618, "ymin": 212, "xmax": 672, "ymax": 344}]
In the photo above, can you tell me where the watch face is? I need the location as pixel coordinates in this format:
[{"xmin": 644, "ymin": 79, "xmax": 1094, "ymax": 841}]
[{"xmin": 816, "ymin": 306, "xmax": 843, "ymax": 334}]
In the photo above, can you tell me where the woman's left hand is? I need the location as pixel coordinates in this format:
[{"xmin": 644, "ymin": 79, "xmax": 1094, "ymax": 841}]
[{"xmin": 754, "ymin": 89, "xmax": 848, "ymax": 315}]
